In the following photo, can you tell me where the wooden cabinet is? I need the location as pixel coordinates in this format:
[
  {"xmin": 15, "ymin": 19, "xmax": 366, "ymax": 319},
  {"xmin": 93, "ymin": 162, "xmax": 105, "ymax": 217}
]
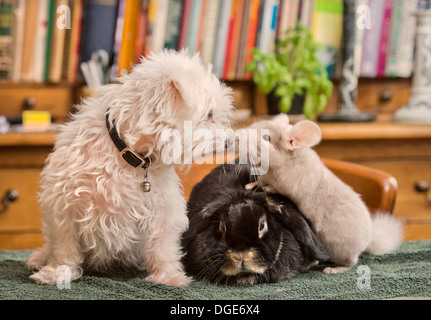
[
  {"xmin": 0, "ymin": 132, "xmax": 56, "ymax": 249},
  {"xmin": 0, "ymin": 83, "xmax": 73, "ymax": 123}
]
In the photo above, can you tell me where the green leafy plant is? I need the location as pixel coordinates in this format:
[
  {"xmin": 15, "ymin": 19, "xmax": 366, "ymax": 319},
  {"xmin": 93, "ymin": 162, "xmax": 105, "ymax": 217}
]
[{"xmin": 246, "ymin": 24, "xmax": 333, "ymax": 119}]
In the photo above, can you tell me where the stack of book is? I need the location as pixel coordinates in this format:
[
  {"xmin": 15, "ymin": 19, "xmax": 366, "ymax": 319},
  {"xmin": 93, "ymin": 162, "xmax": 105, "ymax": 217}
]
[{"xmin": 0, "ymin": 0, "xmax": 429, "ymax": 84}]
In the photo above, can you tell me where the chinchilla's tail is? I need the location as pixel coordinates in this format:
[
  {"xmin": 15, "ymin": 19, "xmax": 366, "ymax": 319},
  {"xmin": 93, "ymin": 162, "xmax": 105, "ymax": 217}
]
[{"xmin": 365, "ymin": 212, "xmax": 404, "ymax": 255}]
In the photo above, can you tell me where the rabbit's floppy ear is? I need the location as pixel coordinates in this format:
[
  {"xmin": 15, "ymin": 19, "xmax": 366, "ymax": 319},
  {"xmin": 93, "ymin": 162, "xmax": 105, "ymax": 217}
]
[
  {"xmin": 282, "ymin": 120, "xmax": 321, "ymax": 151},
  {"xmin": 268, "ymin": 197, "xmax": 328, "ymax": 262}
]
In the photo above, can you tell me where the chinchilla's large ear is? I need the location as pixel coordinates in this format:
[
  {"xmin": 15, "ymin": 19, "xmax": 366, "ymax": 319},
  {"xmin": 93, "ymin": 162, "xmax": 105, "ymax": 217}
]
[
  {"xmin": 268, "ymin": 197, "xmax": 329, "ymax": 262},
  {"xmin": 282, "ymin": 120, "xmax": 322, "ymax": 151}
]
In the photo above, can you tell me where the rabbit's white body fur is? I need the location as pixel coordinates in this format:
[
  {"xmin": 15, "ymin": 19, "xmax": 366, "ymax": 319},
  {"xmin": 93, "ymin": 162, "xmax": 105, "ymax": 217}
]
[
  {"xmin": 244, "ymin": 115, "xmax": 403, "ymax": 274},
  {"xmin": 26, "ymin": 50, "xmax": 233, "ymax": 286}
]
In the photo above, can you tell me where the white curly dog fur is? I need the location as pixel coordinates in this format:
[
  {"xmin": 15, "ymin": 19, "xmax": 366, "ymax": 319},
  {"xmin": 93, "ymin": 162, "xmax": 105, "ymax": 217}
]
[{"xmin": 26, "ymin": 50, "xmax": 234, "ymax": 287}]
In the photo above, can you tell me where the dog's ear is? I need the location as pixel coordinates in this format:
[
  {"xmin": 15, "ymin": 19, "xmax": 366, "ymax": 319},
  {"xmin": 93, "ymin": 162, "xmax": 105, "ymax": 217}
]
[{"xmin": 282, "ymin": 120, "xmax": 321, "ymax": 151}]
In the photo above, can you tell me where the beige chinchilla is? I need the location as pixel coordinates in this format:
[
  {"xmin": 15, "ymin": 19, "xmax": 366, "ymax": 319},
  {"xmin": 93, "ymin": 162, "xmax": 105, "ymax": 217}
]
[{"xmin": 241, "ymin": 114, "xmax": 404, "ymax": 274}]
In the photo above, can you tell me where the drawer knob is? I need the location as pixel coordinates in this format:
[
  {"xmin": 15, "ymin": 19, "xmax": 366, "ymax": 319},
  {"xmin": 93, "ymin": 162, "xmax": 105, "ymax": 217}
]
[
  {"xmin": 0, "ymin": 189, "xmax": 19, "ymax": 214},
  {"xmin": 414, "ymin": 180, "xmax": 431, "ymax": 204},
  {"xmin": 22, "ymin": 97, "xmax": 36, "ymax": 110}
]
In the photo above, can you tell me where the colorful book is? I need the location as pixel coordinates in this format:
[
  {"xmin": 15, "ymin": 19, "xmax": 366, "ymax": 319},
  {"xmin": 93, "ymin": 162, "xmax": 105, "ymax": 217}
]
[
  {"xmin": 222, "ymin": 0, "xmax": 237, "ymax": 79},
  {"xmin": 353, "ymin": 0, "xmax": 368, "ymax": 76},
  {"xmin": 186, "ymin": 0, "xmax": 204, "ymax": 53},
  {"xmin": 377, "ymin": 0, "xmax": 393, "ymax": 77},
  {"xmin": 213, "ymin": 0, "xmax": 232, "ymax": 77},
  {"xmin": 235, "ymin": 0, "xmax": 251, "ymax": 79},
  {"xmin": 80, "ymin": 0, "xmax": 118, "ymax": 65},
  {"xmin": 300, "ymin": 0, "xmax": 315, "ymax": 29},
  {"xmin": 256, "ymin": 0, "xmax": 279, "ymax": 54},
  {"xmin": 134, "ymin": 0, "xmax": 149, "ymax": 63},
  {"xmin": 200, "ymin": 0, "xmax": 221, "ymax": 65},
  {"xmin": 386, "ymin": 0, "xmax": 418, "ymax": 77},
  {"xmin": 224, "ymin": 0, "xmax": 245, "ymax": 80},
  {"xmin": 49, "ymin": 0, "xmax": 69, "ymax": 83},
  {"xmin": 243, "ymin": 0, "xmax": 261, "ymax": 80},
  {"xmin": 277, "ymin": 0, "xmax": 299, "ymax": 41},
  {"xmin": 151, "ymin": 0, "xmax": 168, "ymax": 53},
  {"xmin": 43, "ymin": 0, "xmax": 55, "ymax": 82},
  {"xmin": 164, "ymin": 0, "xmax": 184, "ymax": 50},
  {"xmin": 311, "ymin": 0, "xmax": 343, "ymax": 78},
  {"xmin": 20, "ymin": 0, "xmax": 40, "ymax": 81},
  {"xmin": 117, "ymin": 0, "xmax": 140, "ymax": 76},
  {"xmin": 360, "ymin": 0, "xmax": 385, "ymax": 78},
  {"xmin": 195, "ymin": 0, "xmax": 207, "ymax": 53},
  {"xmin": 178, "ymin": 0, "xmax": 192, "ymax": 50},
  {"xmin": 0, "ymin": 0, "xmax": 14, "ymax": 81},
  {"xmin": 110, "ymin": 0, "xmax": 126, "ymax": 80}
]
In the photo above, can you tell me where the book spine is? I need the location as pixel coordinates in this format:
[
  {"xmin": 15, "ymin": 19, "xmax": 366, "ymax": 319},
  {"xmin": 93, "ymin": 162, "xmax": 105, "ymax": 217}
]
[
  {"xmin": 360, "ymin": 0, "xmax": 385, "ymax": 78},
  {"xmin": 394, "ymin": 0, "xmax": 419, "ymax": 77},
  {"xmin": 244, "ymin": 0, "xmax": 261, "ymax": 80},
  {"xmin": 377, "ymin": 0, "xmax": 393, "ymax": 77},
  {"xmin": 110, "ymin": 0, "xmax": 126, "ymax": 80},
  {"xmin": 195, "ymin": 0, "xmax": 207, "ymax": 53},
  {"xmin": 133, "ymin": 0, "xmax": 149, "ymax": 63},
  {"xmin": 222, "ymin": 0, "xmax": 237, "ymax": 79},
  {"xmin": 164, "ymin": 0, "xmax": 183, "ymax": 50},
  {"xmin": 311, "ymin": 0, "xmax": 343, "ymax": 78},
  {"xmin": 178, "ymin": 0, "xmax": 192, "ymax": 50},
  {"xmin": 80, "ymin": 0, "xmax": 118, "ymax": 64},
  {"xmin": 43, "ymin": 0, "xmax": 55, "ymax": 82},
  {"xmin": 236, "ymin": 0, "xmax": 251, "ymax": 79},
  {"xmin": 353, "ymin": 0, "xmax": 369, "ymax": 76},
  {"xmin": 151, "ymin": 0, "xmax": 168, "ymax": 53},
  {"xmin": 117, "ymin": 0, "xmax": 140, "ymax": 76},
  {"xmin": 385, "ymin": 0, "xmax": 402, "ymax": 77},
  {"xmin": 213, "ymin": 0, "xmax": 232, "ymax": 77},
  {"xmin": 226, "ymin": 0, "xmax": 245, "ymax": 80},
  {"xmin": 0, "ymin": 0, "xmax": 14, "ymax": 81},
  {"xmin": 200, "ymin": 0, "xmax": 220, "ymax": 65},
  {"xmin": 21, "ymin": 0, "xmax": 40, "ymax": 82},
  {"xmin": 67, "ymin": 0, "xmax": 84, "ymax": 82},
  {"xmin": 186, "ymin": 0, "xmax": 203, "ymax": 53}
]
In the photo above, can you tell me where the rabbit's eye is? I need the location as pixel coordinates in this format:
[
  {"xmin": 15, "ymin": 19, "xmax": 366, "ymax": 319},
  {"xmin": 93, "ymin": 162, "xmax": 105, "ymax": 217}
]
[
  {"xmin": 258, "ymin": 218, "xmax": 268, "ymax": 238},
  {"xmin": 262, "ymin": 134, "xmax": 270, "ymax": 142}
]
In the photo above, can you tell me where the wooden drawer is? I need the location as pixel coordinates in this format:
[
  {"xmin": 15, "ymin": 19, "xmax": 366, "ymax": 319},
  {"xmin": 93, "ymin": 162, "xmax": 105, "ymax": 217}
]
[
  {"xmin": 356, "ymin": 160, "xmax": 431, "ymax": 241},
  {"xmin": 0, "ymin": 84, "xmax": 73, "ymax": 122},
  {"xmin": 0, "ymin": 169, "xmax": 42, "ymax": 235}
]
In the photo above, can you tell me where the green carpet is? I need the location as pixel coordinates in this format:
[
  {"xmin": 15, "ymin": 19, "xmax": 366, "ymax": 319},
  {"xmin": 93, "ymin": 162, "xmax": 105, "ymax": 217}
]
[{"xmin": 0, "ymin": 241, "xmax": 430, "ymax": 300}]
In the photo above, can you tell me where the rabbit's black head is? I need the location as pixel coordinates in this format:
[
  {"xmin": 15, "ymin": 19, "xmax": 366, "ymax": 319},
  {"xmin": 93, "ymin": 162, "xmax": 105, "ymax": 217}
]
[{"xmin": 182, "ymin": 163, "xmax": 328, "ymax": 285}]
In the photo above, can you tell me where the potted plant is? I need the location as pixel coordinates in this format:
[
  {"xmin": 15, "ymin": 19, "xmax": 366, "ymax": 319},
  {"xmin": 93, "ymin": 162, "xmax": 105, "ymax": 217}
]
[{"xmin": 246, "ymin": 24, "xmax": 333, "ymax": 119}]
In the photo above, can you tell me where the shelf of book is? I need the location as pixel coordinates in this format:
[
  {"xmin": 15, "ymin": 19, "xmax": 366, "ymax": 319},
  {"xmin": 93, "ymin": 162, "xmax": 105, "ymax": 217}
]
[{"xmin": 1, "ymin": 0, "xmax": 427, "ymax": 86}]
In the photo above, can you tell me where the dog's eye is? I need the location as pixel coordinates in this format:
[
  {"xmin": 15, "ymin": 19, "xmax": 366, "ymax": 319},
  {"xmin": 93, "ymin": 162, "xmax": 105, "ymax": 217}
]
[
  {"xmin": 207, "ymin": 110, "xmax": 213, "ymax": 120},
  {"xmin": 262, "ymin": 135, "xmax": 270, "ymax": 142}
]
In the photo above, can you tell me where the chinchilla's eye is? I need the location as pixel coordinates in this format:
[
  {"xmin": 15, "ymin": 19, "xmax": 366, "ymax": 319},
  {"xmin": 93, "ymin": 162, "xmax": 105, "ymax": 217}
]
[
  {"xmin": 262, "ymin": 134, "xmax": 270, "ymax": 142},
  {"xmin": 207, "ymin": 109, "xmax": 213, "ymax": 120}
]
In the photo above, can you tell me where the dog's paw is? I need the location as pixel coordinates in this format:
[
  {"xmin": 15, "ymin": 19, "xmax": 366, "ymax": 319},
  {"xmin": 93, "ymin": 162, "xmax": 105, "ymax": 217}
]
[
  {"xmin": 145, "ymin": 272, "xmax": 193, "ymax": 287},
  {"xmin": 29, "ymin": 265, "xmax": 82, "ymax": 285},
  {"xmin": 26, "ymin": 247, "xmax": 50, "ymax": 271}
]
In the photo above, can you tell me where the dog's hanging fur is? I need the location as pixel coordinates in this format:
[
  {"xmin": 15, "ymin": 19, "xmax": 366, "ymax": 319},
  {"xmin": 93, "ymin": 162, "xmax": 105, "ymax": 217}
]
[{"xmin": 26, "ymin": 50, "xmax": 234, "ymax": 287}]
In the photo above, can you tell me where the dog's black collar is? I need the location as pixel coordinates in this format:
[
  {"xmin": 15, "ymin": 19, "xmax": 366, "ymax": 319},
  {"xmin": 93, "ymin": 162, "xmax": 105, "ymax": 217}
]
[{"xmin": 105, "ymin": 110, "xmax": 151, "ymax": 169}]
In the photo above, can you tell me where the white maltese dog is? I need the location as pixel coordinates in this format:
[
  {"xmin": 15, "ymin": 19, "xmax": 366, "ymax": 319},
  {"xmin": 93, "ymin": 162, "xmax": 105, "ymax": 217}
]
[{"xmin": 26, "ymin": 50, "xmax": 234, "ymax": 287}]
